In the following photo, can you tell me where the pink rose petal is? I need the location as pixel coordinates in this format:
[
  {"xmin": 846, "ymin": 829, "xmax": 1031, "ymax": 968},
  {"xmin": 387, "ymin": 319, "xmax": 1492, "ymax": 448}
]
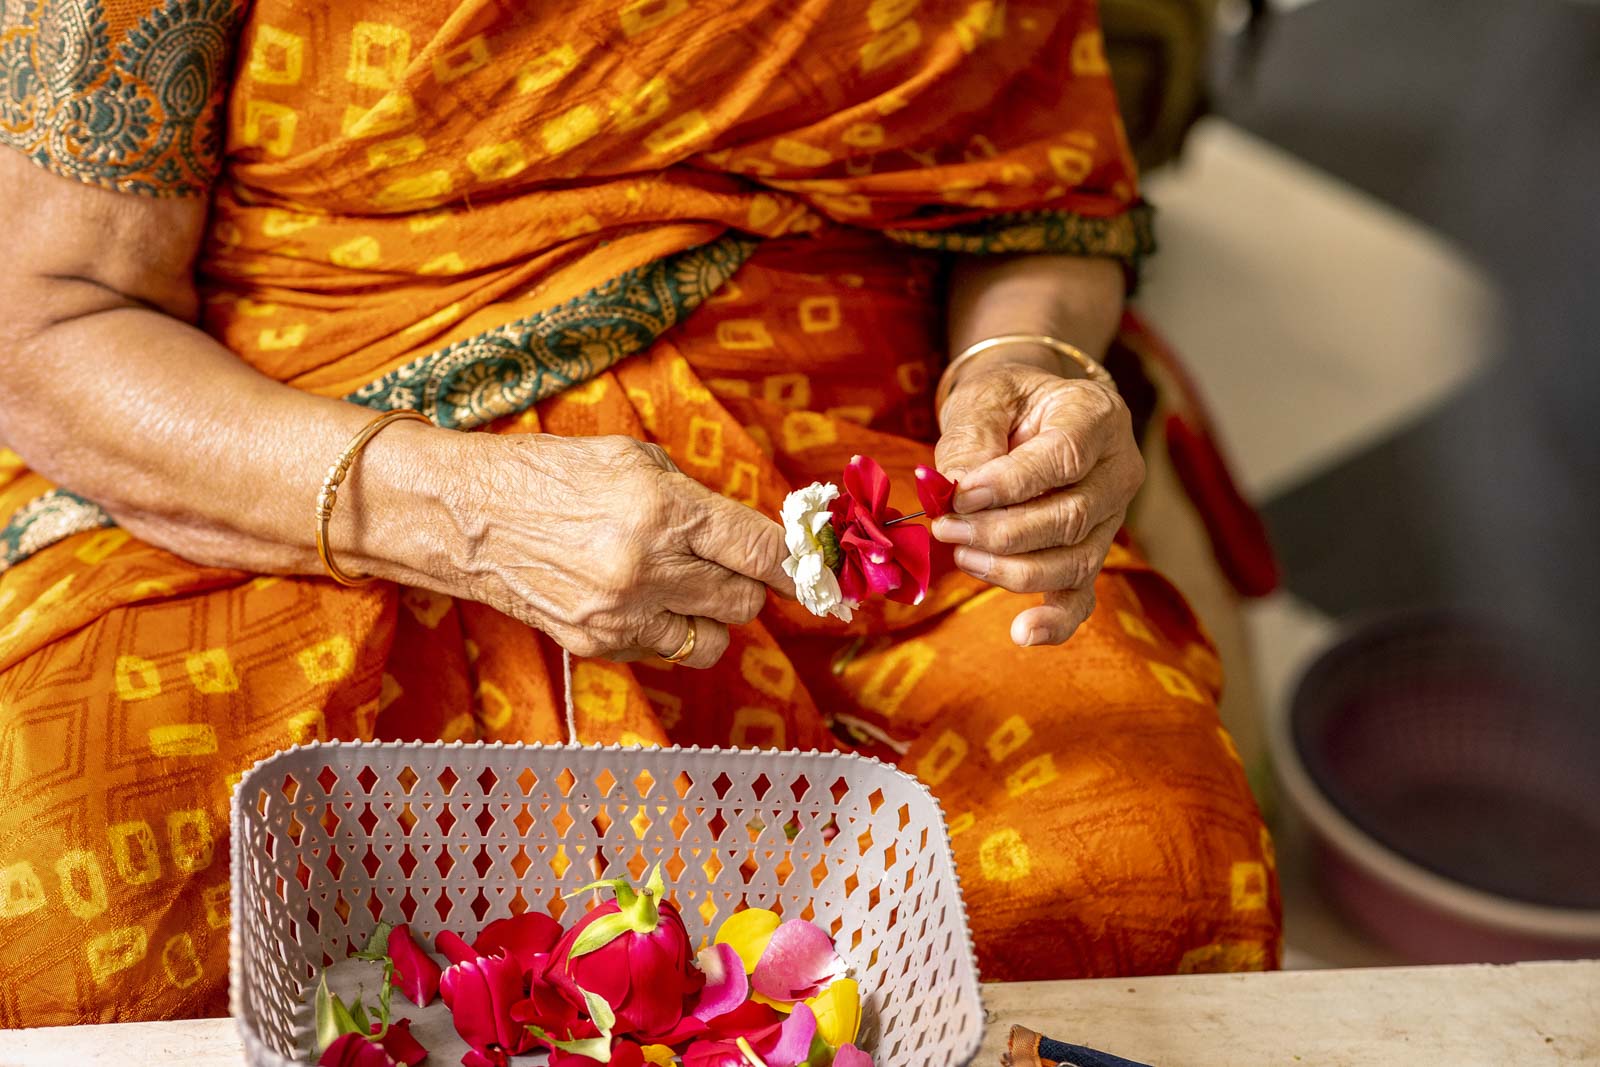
[
  {"xmin": 763, "ymin": 1002, "xmax": 818, "ymax": 1066},
  {"xmin": 751, "ymin": 920, "xmax": 845, "ymax": 1002},
  {"xmin": 834, "ymin": 1042, "xmax": 874, "ymax": 1067},
  {"xmin": 691, "ymin": 942, "xmax": 749, "ymax": 1022}
]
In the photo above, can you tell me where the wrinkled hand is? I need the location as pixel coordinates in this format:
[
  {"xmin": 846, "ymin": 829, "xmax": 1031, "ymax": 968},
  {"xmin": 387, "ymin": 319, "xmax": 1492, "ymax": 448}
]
[
  {"xmin": 449, "ymin": 434, "xmax": 793, "ymax": 668},
  {"xmin": 933, "ymin": 363, "xmax": 1144, "ymax": 646}
]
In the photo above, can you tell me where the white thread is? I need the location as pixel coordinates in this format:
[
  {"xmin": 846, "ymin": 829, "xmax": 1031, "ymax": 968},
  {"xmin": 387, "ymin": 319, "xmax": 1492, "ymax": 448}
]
[{"xmin": 562, "ymin": 648, "xmax": 579, "ymax": 744}]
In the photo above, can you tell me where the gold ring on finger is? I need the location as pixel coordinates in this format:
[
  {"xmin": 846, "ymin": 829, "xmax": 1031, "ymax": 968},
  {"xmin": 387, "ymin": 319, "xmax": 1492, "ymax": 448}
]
[{"xmin": 661, "ymin": 617, "xmax": 697, "ymax": 663}]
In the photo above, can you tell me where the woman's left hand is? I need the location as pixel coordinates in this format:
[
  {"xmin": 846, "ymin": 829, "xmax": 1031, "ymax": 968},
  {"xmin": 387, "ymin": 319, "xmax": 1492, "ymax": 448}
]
[{"xmin": 933, "ymin": 361, "xmax": 1144, "ymax": 646}]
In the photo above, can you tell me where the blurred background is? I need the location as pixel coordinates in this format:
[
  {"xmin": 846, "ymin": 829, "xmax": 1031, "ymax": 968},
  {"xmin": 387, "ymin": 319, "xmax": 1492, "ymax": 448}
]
[{"xmin": 1107, "ymin": 0, "xmax": 1600, "ymax": 969}]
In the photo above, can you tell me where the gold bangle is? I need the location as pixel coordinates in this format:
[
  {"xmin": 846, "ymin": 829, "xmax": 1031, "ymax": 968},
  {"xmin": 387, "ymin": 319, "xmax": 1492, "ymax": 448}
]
[
  {"xmin": 935, "ymin": 333, "xmax": 1114, "ymax": 419},
  {"xmin": 314, "ymin": 409, "xmax": 431, "ymax": 587}
]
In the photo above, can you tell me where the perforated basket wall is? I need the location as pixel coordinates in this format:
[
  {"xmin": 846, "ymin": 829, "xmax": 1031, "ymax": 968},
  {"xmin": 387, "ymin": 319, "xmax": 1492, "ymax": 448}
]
[{"xmin": 230, "ymin": 742, "xmax": 984, "ymax": 1067}]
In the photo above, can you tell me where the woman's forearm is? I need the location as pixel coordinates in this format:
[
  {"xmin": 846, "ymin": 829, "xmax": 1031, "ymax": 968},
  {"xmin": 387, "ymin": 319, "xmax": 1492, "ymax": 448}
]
[
  {"xmin": 944, "ymin": 253, "xmax": 1125, "ymax": 403},
  {"xmin": 0, "ymin": 294, "xmax": 459, "ymax": 580},
  {"xmin": 0, "ymin": 149, "xmax": 471, "ymax": 584}
]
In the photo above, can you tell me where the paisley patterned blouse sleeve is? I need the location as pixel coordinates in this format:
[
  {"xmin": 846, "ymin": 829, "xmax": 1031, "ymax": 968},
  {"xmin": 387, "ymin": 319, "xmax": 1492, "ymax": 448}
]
[{"xmin": 0, "ymin": 0, "xmax": 245, "ymax": 197}]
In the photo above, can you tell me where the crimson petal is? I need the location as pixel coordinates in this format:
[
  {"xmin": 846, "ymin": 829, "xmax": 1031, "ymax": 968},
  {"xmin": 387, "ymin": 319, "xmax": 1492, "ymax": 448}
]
[
  {"xmin": 843, "ymin": 455, "xmax": 892, "ymax": 516},
  {"xmin": 435, "ymin": 930, "xmax": 479, "ymax": 967},
  {"xmin": 440, "ymin": 952, "xmax": 534, "ymax": 1055},
  {"xmin": 884, "ymin": 523, "xmax": 932, "ymax": 605},
  {"xmin": 375, "ymin": 1019, "xmax": 427, "ymax": 1066},
  {"xmin": 913, "ymin": 465, "xmax": 957, "ymax": 519},
  {"xmin": 837, "ymin": 558, "xmax": 867, "ymax": 605},
  {"xmin": 386, "ymin": 925, "xmax": 442, "ymax": 1008},
  {"xmin": 704, "ymin": 1000, "xmax": 785, "ymax": 1038},
  {"xmin": 475, "ymin": 912, "xmax": 562, "ymax": 977},
  {"xmin": 317, "ymin": 1033, "xmax": 396, "ymax": 1067}
]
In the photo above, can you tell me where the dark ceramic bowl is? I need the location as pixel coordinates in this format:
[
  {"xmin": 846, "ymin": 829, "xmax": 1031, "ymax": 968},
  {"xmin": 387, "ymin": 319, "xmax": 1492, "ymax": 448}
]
[{"xmin": 1271, "ymin": 611, "xmax": 1600, "ymax": 962}]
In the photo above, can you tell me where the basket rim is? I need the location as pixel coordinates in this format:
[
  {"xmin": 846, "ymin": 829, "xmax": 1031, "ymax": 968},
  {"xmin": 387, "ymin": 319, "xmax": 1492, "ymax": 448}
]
[{"xmin": 229, "ymin": 739, "xmax": 986, "ymax": 1066}]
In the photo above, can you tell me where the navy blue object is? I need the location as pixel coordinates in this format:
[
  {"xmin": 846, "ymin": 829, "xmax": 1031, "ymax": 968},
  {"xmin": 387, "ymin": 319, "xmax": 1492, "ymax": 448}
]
[{"xmin": 1038, "ymin": 1035, "xmax": 1156, "ymax": 1067}]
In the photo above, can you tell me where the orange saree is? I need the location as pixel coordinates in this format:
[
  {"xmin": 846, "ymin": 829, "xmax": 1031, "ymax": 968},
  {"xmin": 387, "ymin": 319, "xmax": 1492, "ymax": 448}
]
[{"xmin": 0, "ymin": 0, "xmax": 1280, "ymax": 1025}]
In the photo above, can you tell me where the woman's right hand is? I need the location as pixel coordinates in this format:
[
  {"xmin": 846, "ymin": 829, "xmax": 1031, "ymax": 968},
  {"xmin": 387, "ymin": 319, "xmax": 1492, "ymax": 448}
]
[{"xmin": 438, "ymin": 432, "xmax": 794, "ymax": 669}]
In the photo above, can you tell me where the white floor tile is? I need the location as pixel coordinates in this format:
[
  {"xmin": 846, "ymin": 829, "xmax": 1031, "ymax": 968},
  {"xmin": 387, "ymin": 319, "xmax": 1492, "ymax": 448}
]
[{"xmin": 1137, "ymin": 119, "xmax": 1503, "ymax": 500}]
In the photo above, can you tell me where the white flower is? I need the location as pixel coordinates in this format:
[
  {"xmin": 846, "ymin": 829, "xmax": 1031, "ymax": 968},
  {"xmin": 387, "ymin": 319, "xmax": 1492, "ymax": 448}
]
[{"xmin": 780, "ymin": 482, "xmax": 853, "ymax": 622}]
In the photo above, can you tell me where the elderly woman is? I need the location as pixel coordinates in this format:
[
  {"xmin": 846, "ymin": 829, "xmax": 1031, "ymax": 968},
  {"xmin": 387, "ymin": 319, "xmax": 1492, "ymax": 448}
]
[{"xmin": 0, "ymin": 0, "xmax": 1278, "ymax": 1024}]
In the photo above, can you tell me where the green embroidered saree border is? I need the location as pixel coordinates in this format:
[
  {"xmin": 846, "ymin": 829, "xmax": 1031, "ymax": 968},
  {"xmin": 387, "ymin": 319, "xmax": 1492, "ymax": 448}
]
[
  {"xmin": 885, "ymin": 205, "xmax": 1156, "ymax": 268},
  {"xmin": 0, "ymin": 234, "xmax": 757, "ymax": 571}
]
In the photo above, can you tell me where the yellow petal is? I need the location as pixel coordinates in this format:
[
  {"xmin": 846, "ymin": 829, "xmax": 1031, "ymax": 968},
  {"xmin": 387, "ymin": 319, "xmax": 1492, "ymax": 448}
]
[
  {"xmin": 640, "ymin": 1045, "xmax": 678, "ymax": 1065},
  {"xmin": 715, "ymin": 907, "xmax": 782, "ymax": 973},
  {"xmin": 807, "ymin": 977, "xmax": 862, "ymax": 1047},
  {"xmin": 751, "ymin": 991, "xmax": 796, "ymax": 1014}
]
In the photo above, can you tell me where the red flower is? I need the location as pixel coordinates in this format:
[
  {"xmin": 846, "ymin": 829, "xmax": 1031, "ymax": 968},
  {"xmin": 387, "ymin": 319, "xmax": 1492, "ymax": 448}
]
[
  {"xmin": 913, "ymin": 464, "xmax": 957, "ymax": 519},
  {"xmin": 474, "ymin": 912, "xmax": 563, "ymax": 978},
  {"xmin": 544, "ymin": 893, "xmax": 700, "ymax": 1041},
  {"xmin": 834, "ymin": 455, "xmax": 932, "ymax": 607},
  {"xmin": 509, "ymin": 962, "xmax": 584, "ymax": 1040},
  {"xmin": 386, "ymin": 925, "xmax": 442, "ymax": 1008},
  {"xmin": 317, "ymin": 1033, "xmax": 396, "ymax": 1067},
  {"xmin": 440, "ymin": 949, "xmax": 536, "ymax": 1058}
]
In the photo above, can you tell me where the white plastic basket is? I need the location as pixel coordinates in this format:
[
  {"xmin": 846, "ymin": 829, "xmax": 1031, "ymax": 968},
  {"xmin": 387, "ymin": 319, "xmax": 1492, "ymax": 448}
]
[{"xmin": 229, "ymin": 742, "xmax": 984, "ymax": 1066}]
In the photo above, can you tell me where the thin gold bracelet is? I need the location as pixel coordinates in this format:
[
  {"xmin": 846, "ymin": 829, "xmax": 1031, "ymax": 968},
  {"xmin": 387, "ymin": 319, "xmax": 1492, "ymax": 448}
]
[
  {"xmin": 314, "ymin": 409, "xmax": 431, "ymax": 587},
  {"xmin": 935, "ymin": 333, "xmax": 1114, "ymax": 419}
]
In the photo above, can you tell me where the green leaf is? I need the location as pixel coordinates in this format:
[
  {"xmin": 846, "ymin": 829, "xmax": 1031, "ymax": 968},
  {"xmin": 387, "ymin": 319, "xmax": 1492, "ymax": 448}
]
[
  {"xmin": 551, "ymin": 1036, "xmax": 615, "ymax": 1062},
  {"xmin": 570, "ymin": 911, "xmax": 635, "ymax": 960},
  {"xmin": 526, "ymin": 1026, "xmax": 614, "ymax": 1064},
  {"xmin": 561, "ymin": 877, "xmax": 631, "ymax": 900},
  {"xmin": 353, "ymin": 921, "xmax": 394, "ymax": 961},
  {"xmin": 644, "ymin": 861, "xmax": 665, "ymax": 901},
  {"xmin": 619, "ymin": 881, "xmax": 660, "ymax": 934},
  {"xmin": 579, "ymin": 986, "xmax": 616, "ymax": 1037},
  {"xmin": 818, "ymin": 523, "xmax": 841, "ymax": 572},
  {"xmin": 314, "ymin": 975, "xmax": 341, "ymax": 1053},
  {"xmin": 315, "ymin": 975, "xmax": 363, "ymax": 1053},
  {"xmin": 373, "ymin": 958, "xmax": 395, "ymax": 1037},
  {"xmin": 350, "ymin": 1000, "xmax": 371, "ymax": 1036},
  {"xmin": 806, "ymin": 1031, "xmax": 836, "ymax": 1067}
]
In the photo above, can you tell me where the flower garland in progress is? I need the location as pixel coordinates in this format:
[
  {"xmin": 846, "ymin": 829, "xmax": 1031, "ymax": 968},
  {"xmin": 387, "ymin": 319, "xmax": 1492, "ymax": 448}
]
[
  {"xmin": 781, "ymin": 456, "xmax": 956, "ymax": 622},
  {"xmin": 315, "ymin": 867, "xmax": 871, "ymax": 1067}
]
